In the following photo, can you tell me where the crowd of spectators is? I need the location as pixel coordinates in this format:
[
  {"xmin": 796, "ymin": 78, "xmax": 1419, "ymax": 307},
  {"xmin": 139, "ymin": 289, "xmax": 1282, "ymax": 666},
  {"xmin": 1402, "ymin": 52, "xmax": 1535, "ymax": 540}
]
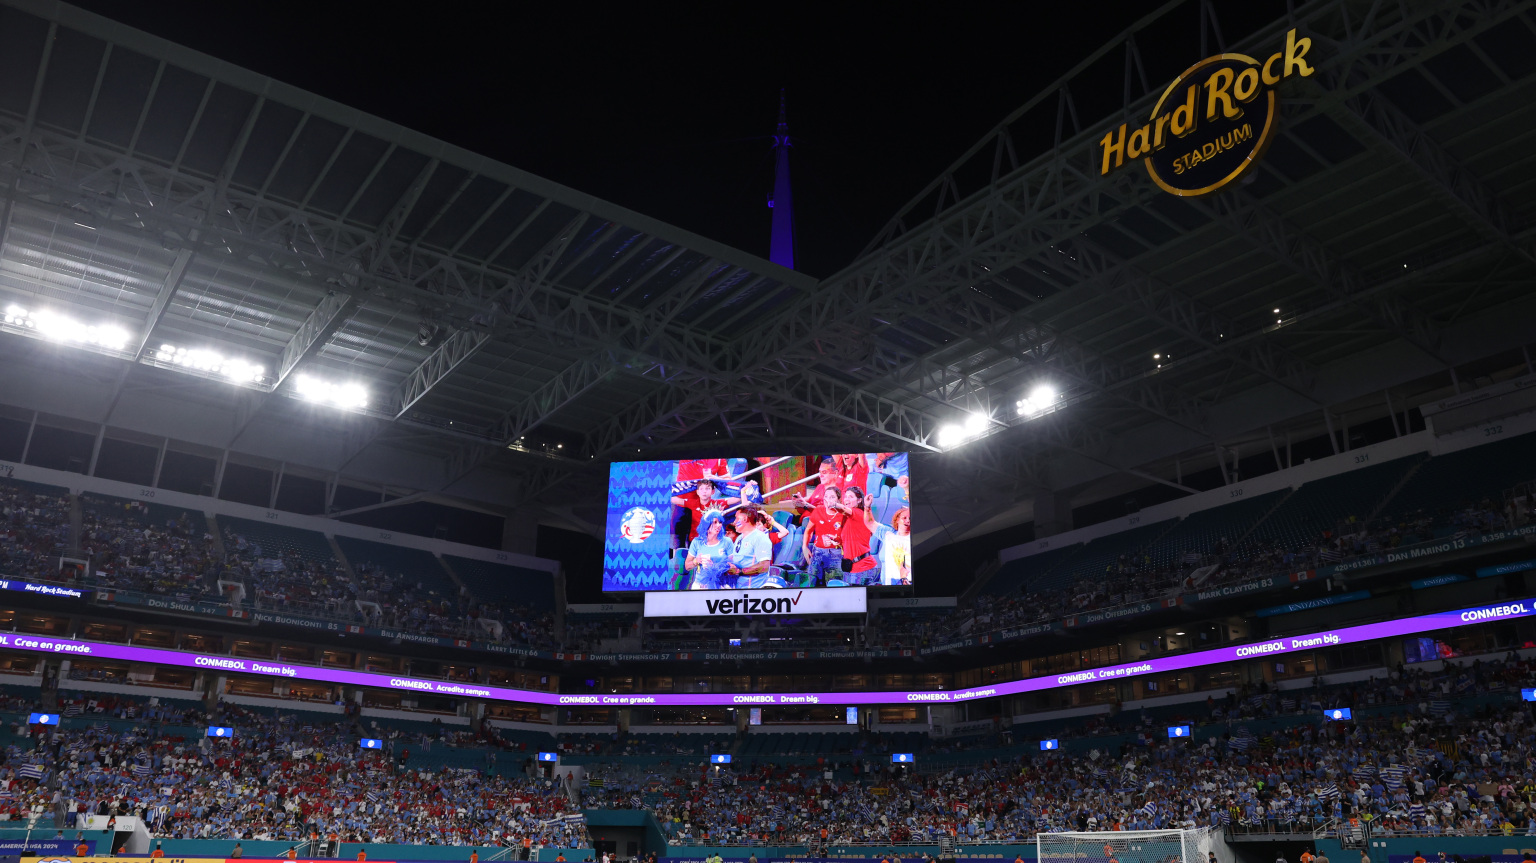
[
  {"xmin": 0, "ymin": 481, "xmax": 70, "ymax": 581},
  {"xmin": 576, "ymin": 663, "xmax": 1536, "ymax": 845},
  {"xmin": 8, "ymin": 700, "xmax": 587, "ymax": 848},
  {"xmin": 910, "ymin": 497, "xmax": 1518, "ymax": 652},
  {"xmin": 0, "ymin": 479, "xmax": 561, "ymax": 656},
  {"xmin": 217, "ymin": 527, "xmax": 555, "ymax": 652},
  {"xmin": 79, "ymin": 497, "xmax": 218, "ymax": 599},
  {"xmin": 0, "ymin": 655, "xmax": 1526, "ymax": 848}
]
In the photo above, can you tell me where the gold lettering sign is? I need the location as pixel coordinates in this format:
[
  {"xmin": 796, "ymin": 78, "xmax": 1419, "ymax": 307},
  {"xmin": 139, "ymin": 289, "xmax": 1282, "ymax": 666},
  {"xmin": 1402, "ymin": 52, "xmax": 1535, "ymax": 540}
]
[{"xmin": 1100, "ymin": 28, "xmax": 1315, "ymax": 196}]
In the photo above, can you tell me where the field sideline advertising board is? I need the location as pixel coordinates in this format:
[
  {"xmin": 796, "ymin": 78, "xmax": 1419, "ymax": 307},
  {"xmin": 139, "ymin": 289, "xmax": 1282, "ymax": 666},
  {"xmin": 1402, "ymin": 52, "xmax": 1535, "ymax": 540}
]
[
  {"xmin": 603, "ymin": 453, "xmax": 910, "ymax": 593},
  {"xmin": 8, "ymin": 597, "xmax": 1536, "ymax": 707}
]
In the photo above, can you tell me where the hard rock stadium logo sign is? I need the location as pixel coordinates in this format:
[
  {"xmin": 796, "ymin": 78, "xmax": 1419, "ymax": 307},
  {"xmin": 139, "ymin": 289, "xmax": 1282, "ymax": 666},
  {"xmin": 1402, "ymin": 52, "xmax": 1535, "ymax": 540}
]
[{"xmin": 1100, "ymin": 28, "xmax": 1315, "ymax": 196}]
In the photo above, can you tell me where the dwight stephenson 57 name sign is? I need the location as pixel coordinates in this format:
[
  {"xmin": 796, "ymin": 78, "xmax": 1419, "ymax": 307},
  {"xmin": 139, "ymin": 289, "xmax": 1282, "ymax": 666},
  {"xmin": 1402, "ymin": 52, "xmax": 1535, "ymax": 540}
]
[{"xmin": 1100, "ymin": 28, "xmax": 1315, "ymax": 196}]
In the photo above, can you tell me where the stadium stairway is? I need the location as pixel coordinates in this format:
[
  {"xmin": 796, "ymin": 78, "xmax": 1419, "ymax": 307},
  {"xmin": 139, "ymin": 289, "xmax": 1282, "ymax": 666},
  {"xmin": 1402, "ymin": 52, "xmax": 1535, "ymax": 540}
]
[
  {"xmin": 1373, "ymin": 429, "xmax": 1536, "ymax": 524},
  {"xmin": 435, "ymin": 553, "xmax": 470, "ymax": 594},
  {"xmin": 327, "ymin": 534, "xmax": 358, "ymax": 579},
  {"xmin": 206, "ymin": 513, "xmax": 227, "ymax": 558},
  {"xmin": 1028, "ymin": 518, "xmax": 1178, "ymax": 594},
  {"xmin": 1364, "ymin": 457, "xmax": 1425, "ymax": 522},
  {"xmin": 67, "ymin": 493, "xmax": 82, "ymax": 554},
  {"xmin": 1227, "ymin": 487, "xmax": 1294, "ymax": 551},
  {"xmin": 978, "ymin": 543, "xmax": 1082, "ymax": 600},
  {"xmin": 1234, "ymin": 456, "xmax": 1421, "ymax": 562}
]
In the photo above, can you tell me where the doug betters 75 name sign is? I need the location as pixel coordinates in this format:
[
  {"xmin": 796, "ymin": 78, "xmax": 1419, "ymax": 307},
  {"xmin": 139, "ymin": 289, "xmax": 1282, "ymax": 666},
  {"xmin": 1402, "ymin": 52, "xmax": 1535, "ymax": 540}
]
[{"xmin": 1100, "ymin": 29, "xmax": 1315, "ymax": 196}]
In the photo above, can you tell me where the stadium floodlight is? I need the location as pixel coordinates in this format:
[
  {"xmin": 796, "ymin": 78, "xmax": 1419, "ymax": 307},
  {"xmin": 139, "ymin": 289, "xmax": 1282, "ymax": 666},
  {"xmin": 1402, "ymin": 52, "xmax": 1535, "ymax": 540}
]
[
  {"xmin": 938, "ymin": 412, "xmax": 991, "ymax": 449},
  {"xmin": 1039, "ymin": 739, "xmax": 1058, "ymax": 751},
  {"xmin": 154, "ymin": 343, "xmax": 265, "ymax": 384},
  {"xmin": 295, "ymin": 374, "xmax": 369, "ymax": 409},
  {"xmin": 1167, "ymin": 725, "xmax": 1191, "ymax": 739},
  {"xmin": 710, "ymin": 754, "xmax": 732, "ymax": 764},
  {"xmin": 1324, "ymin": 708, "xmax": 1353, "ymax": 721},
  {"xmin": 5, "ymin": 305, "xmax": 129, "ymax": 352},
  {"xmin": 207, "ymin": 726, "xmax": 234, "ymax": 738},
  {"xmin": 359, "ymin": 738, "xmax": 383, "ymax": 750},
  {"xmin": 28, "ymin": 713, "xmax": 58, "ymax": 725},
  {"xmin": 891, "ymin": 753, "xmax": 914, "ymax": 763},
  {"xmin": 536, "ymin": 752, "xmax": 559, "ymax": 762},
  {"xmin": 1016, "ymin": 383, "xmax": 1058, "ymax": 418}
]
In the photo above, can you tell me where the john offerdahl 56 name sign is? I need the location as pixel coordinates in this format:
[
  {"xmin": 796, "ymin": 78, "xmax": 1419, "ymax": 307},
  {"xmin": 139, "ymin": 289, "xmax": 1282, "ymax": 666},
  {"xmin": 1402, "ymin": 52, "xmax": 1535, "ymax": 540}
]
[{"xmin": 1100, "ymin": 28, "xmax": 1315, "ymax": 196}]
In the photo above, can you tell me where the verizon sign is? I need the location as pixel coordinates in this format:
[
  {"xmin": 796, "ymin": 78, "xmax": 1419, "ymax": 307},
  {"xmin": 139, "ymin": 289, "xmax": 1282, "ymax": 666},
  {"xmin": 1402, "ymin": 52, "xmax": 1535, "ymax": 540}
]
[{"xmin": 644, "ymin": 587, "xmax": 868, "ymax": 618}]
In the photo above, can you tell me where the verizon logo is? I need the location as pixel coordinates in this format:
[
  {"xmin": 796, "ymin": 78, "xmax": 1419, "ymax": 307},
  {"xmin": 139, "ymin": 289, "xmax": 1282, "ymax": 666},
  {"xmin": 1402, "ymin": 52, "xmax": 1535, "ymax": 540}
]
[
  {"xmin": 645, "ymin": 586, "xmax": 866, "ymax": 619},
  {"xmin": 704, "ymin": 591, "xmax": 802, "ymax": 615}
]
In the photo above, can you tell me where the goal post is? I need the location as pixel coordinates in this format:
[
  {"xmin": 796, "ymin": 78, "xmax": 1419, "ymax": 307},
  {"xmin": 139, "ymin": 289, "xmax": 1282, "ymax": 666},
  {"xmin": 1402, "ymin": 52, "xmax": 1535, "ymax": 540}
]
[{"xmin": 1036, "ymin": 828, "xmax": 1233, "ymax": 863}]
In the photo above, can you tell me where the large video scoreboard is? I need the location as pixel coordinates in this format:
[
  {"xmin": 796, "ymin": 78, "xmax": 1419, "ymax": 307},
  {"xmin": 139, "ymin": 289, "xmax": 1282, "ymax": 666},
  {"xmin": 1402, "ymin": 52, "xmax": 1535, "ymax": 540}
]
[{"xmin": 602, "ymin": 453, "xmax": 910, "ymax": 605}]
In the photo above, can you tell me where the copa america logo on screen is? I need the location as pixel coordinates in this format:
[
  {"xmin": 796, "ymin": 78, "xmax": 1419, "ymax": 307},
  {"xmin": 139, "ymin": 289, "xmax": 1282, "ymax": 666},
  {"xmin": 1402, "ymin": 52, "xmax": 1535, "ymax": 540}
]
[{"xmin": 620, "ymin": 507, "xmax": 656, "ymax": 544}]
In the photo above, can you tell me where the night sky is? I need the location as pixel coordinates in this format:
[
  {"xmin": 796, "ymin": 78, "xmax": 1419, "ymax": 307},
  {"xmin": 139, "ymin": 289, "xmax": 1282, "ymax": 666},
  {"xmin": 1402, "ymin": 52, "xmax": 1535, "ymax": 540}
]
[{"xmin": 70, "ymin": 1, "xmax": 1288, "ymax": 279}]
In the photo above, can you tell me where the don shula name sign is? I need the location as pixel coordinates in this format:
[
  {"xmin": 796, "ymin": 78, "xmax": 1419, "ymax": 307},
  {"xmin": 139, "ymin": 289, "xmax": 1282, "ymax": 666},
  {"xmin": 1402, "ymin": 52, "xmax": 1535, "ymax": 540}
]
[{"xmin": 1100, "ymin": 28, "xmax": 1315, "ymax": 196}]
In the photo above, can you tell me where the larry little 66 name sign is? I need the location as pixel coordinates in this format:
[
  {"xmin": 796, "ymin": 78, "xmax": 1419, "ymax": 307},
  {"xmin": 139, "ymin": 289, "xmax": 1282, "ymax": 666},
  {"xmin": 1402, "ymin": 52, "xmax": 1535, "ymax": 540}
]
[{"xmin": 1100, "ymin": 28, "xmax": 1316, "ymax": 196}]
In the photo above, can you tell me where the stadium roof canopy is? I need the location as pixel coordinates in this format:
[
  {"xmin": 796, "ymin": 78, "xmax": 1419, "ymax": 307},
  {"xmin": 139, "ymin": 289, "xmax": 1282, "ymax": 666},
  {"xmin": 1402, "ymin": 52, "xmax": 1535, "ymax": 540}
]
[{"xmin": 0, "ymin": 0, "xmax": 1533, "ymax": 544}]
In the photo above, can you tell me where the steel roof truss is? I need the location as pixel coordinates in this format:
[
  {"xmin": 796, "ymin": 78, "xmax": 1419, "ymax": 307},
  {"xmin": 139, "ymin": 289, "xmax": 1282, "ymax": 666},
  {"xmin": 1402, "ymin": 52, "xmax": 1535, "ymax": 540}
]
[
  {"xmin": 1197, "ymin": 190, "xmax": 1447, "ymax": 364},
  {"xmin": 386, "ymin": 213, "xmax": 589, "ymax": 419},
  {"xmin": 492, "ymin": 353, "xmax": 614, "ymax": 445},
  {"xmin": 272, "ymin": 290, "xmax": 354, "ymax": 389},
  {"xmin": 131, "ymin": 246, "xmax": 194, "ymax": 360},
  {"xmin": 1042, "ymin": 236, "xmax": 1320, "ymax": 400},
  {"xmin": 1325, "ymin": 81, "xmax": 1536, "ymax": 268},
  {"xmin": 367, "ymin": 158, "xmax": 440, "ymax": 274}
]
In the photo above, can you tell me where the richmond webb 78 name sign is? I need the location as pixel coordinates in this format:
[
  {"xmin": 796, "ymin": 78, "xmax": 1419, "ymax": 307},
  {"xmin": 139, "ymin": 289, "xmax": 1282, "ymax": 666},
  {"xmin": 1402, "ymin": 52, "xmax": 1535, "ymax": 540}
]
[{"xmin": 1100, "ymin": 28, "xmax": 1315, "ymax": 196}]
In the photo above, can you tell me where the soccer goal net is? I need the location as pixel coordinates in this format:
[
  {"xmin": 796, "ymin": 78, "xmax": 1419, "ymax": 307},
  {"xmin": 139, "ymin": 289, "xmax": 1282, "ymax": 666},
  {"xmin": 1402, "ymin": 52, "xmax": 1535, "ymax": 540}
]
[{"xmin": 1037, "ymin": 828, "xmax": 1234, "ymax": 863}]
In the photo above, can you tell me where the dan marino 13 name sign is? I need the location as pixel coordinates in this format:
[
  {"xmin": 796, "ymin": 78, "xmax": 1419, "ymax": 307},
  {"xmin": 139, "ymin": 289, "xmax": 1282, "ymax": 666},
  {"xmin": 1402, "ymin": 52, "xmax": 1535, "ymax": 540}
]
[{"xmin": 1100, "ymin": 28, "xmax": 1315, "ymax": 196}]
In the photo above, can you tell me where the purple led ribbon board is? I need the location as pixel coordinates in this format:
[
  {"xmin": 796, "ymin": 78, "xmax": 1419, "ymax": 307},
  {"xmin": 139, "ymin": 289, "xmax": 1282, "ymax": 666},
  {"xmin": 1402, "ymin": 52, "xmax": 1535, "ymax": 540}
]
[{"xmin": 3, "ymin": 599, "xmax": 1527, "ymax": 707}]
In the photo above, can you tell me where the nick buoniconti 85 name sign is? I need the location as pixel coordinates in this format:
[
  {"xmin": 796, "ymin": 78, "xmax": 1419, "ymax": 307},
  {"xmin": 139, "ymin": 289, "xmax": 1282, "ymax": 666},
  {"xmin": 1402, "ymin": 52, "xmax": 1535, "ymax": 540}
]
[{"xmin": 1100, "ymin": 28, "xmax": 1316, "ymax": 196}]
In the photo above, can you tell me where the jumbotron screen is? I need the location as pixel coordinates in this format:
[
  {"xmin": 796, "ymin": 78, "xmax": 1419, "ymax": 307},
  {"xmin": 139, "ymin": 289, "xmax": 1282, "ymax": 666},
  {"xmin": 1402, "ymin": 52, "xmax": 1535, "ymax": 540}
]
[{"xmin": 602, "ymin": 454, "xmax": 910, "ymax": 592}]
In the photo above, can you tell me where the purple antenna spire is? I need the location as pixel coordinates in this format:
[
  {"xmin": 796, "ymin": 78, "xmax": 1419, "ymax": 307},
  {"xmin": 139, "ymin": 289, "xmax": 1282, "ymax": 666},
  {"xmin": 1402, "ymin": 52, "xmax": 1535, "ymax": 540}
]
[{"xmin": 768, "ymin": 89, "xmax": 795, "ymax": 270}]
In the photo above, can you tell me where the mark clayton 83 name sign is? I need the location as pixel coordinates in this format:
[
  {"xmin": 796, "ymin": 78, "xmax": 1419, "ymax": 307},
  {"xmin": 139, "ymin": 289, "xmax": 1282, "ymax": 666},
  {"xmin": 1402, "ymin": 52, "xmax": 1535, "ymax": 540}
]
[{"xmin": 1100, "ymin": 28, "xmax": 1315, "ymax": 196}]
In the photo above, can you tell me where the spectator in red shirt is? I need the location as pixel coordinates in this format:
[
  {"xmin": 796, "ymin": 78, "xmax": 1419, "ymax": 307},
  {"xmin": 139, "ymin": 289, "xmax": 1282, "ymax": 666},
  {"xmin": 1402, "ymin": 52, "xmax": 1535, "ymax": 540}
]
[
  {"xmin": 835, "ymin": 487, "xmax": 878, "ymax": 583},
  {"xmin": 675, "ymin": 458, "xmax": 729, "ymax": 487},
  {"xmin": 670, "ymin": 479, "xmax": 740, "ymax": 544},
  {"xmin": 801, "ymin": 485, "xmax": 844, "ymax": 586},
  {"xmin": 836, "ymin": 454, "xmax": 868, "ymax": 500},
  {"xmin": 791, "ymin": 457, "xmax": 841, "ymax": 516},
  {"xmin": 670, "ymin": 459, "xmax": 732, "ymax": 547}
]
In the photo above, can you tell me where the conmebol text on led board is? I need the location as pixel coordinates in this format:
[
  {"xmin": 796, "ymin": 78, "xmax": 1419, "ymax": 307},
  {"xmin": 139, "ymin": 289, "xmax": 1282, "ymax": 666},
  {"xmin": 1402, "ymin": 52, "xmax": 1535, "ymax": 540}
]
[{"xmin": 4, "ymin": 598, "xmax": 1533, "ymax": 707}]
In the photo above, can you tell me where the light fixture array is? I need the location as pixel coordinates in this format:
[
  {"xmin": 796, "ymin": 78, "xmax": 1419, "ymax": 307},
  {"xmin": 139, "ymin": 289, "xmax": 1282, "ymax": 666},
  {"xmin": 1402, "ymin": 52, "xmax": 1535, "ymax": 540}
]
[
  {"xmin": 4, "ymin": 305, "xmax": 129, "ymax": 351},
  {"xmin": 295, "ymin": 374, "xmax": 369, "ymax": 410},
  {"xmin": 154, "ymin": 343, "xmax": 265, "ymax": 384}
]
